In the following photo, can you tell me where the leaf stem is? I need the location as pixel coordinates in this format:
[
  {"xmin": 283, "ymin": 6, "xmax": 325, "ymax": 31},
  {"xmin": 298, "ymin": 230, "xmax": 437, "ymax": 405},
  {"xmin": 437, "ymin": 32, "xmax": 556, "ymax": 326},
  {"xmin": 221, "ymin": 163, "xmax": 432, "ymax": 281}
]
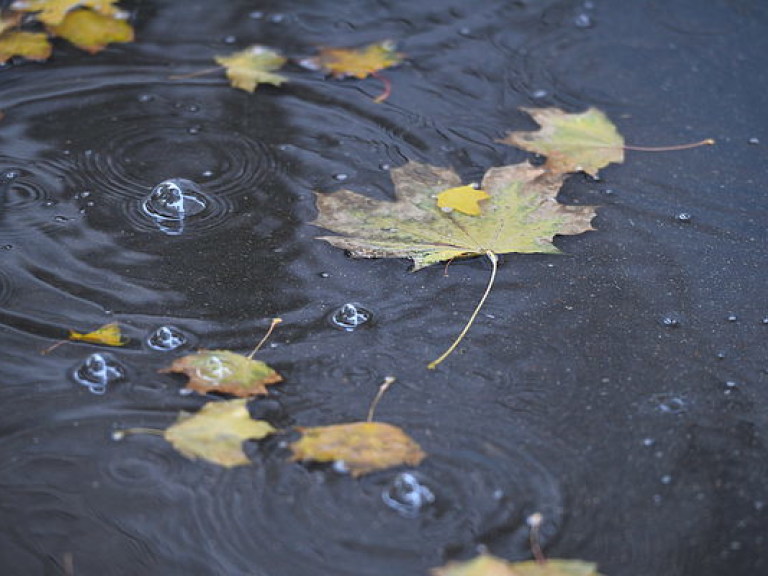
[
  {"xmin": 112, "ymin": 427, "xmax": 164, "ymax": 440},
  {"xmin": 371, "ymin": 72, "xmax": 392, "ymax": 103},
  {"xmin": 247, "ymin": 318, "xmax": 282, "ymax": 359},
  {"xmin": 527, "ymin": 512, "xmax": 547, "ymax": 564},
  {"xmin": 40, "ymin": 339, "xmax": 66, "ymax": 355},
  {"xmin": 428, "ymin": 250, "xmax": 498, "ymax": 370},
  {"xmin": 168, "ymin": 66, "xmax": 224, "ymax": 81},
  {"xmin": 367, "ymin": 376, "xmax": 396, "ymax": 422},
  {"xmin": 623, "ymin": 138, "xmax": 715, "ymax": 152}
]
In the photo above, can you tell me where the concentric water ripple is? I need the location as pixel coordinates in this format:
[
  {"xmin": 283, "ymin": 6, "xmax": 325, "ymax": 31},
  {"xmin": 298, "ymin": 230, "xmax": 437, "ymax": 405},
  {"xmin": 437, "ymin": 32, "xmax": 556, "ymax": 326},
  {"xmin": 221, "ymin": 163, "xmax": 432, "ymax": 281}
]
[{"xmin": 166, "ymin": 419, "xmax": 563, "ymax": 575}]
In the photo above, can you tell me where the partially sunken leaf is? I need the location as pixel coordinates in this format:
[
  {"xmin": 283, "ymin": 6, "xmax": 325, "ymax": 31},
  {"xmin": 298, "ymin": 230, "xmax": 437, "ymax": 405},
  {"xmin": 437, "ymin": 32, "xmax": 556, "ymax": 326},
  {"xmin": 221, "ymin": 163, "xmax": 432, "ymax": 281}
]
[
  {"xmin": 500, "ymin": 107, "xmax": 624, "ymax": 177},
  {"xmin": 0, "ymin": 30, "xmax": 52, "ymax": 63},
  {"xmin": 160, "ymin": 350, "xmax": 282, "ymax": 397},
  {"xmin": 290, "ymin": 421, "xmax": 426, "ymax": 477},
  {"xmin": 214, "ymin": 45, "xmax": 287, "ymax": 92},
  {"xmin": 311, "ymin": 40, "xmax": 403, "ymax": 79},
  {"xmin": 11, "ymin": 0, "xmax": 127, "ymax": 25},
  {"xmin": 312, "ymin": 161, "xmax": 596, "ymax": 271},
  {"xmin": 47, "ymin": 8, "xmax": 133, "ymax": 53},
  {"xmin": 437, "ymin": 185, "xmax": 490, "ymax": 216},
  {"xmin": 69, "ymin": 322, "xmax": 126, "ymax": 346},
  {"xmin": 431, "ymin": 554, "xmax": 605, "ymax": 576},
  {"xmin": 165, "ymin": 399, "xmax": 276, "ymax": 467}
]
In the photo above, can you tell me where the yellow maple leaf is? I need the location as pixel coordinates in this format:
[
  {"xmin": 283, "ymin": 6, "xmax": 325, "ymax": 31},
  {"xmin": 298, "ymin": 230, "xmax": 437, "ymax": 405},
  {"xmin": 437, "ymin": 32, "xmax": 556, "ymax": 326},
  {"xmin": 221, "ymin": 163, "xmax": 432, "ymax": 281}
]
[
  {"xmin": 10, "ymin": 0, "xmax": 127, "ymax": 26},
  {"xmin": 431, "ymin": 553, "xmax": 606, "ymax": 576},
  {"xmin": 47, "ymin": 8, "xmax": 133, "ymax": 54},
  {"xmin": 436, "ymin": 185, "xmax": 490, "ymax": 216},
  {"xmin": 0, "ymin": 12, "xmax": 22, "ymax": 34},
  {"xmin": 69, "ymin": 322, "xmax": 126, "ymax": 346},
  {"xmin": 164, "ymin": 399, "xmax": 276, "ymax": 468},
  {"xmin": 290, "ymin": 421, "xmax": 426, "ymax": 477},
  {"xmin": 0, "ymin": 30, "xmax": 52, "ymax": 63},
  {"xmin": 311, "ymin": 40, "xmax": 403, "ymax": 79},
  {"xmin": 214, "ymin": 45, "xmax": 287, "ymax": 92}
]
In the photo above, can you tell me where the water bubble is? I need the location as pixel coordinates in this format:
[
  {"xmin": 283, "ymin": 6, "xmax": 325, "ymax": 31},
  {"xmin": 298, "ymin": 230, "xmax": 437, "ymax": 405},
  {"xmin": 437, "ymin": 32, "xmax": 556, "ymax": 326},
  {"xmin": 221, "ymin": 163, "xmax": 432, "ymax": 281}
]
[
  {"xmin": 142, "ymin": 178, "xmax": 207, "ymax": 235},
  {"xmin": 53, "ymin": 215, "xmax": 69, "ymax": 223},
  {"xmin": 332, "ymin": 173, "xmax": 349, "ymax": 182},
  {"xmin": 458, "ymin": 26, "xmax": 472, "ymax": 36},
  {"xmin": 762, "ymin": 317, "xmax": 768, "ymax": 325},
  {"xmin": 249, "ymin": 10, "xmax": 264, "ymax": 19},
  {"xmin": 573, "ymin": 13, "xmax": 594, "ymax": 28},
  {"xmin": 222, "ymin": 35, "xmax": 237, "ymax": 45},
  {"xmin": 726, "ymin": 314, "xmax": 737, "ymax": 322},
  {"xmin": 675, "ymin": 212, "xmax": 692, "ymax": 223},
  {"xmin": 382, "ymin": 472, "xmax": 435, "ymax": 517},
  {"xmin": 147, "ymin": 325, "xmax": 187, "ymax": 351},
  {"xmin": 748, "ymin": 137, "xmax": 760, "ymax": 145},
  {"xmin": 73, "ymin": 353, "xmax": 126, "ymax": 395},
  {"xmin": 269, "ymin": 13, "xmax": 285, "ymax": 23},
  {"xmin": 188, "ymin": 125, "xmax": 202, "ymax": 135},
  {"xmin": 530, "ymin": 89, "xmax": 549, "ymax": 99},
  {"xmin": 187, "ymin": 104, "xmax": 200, "ymax": 113},
  {"xmin": 1, "ymin": 169, "xmax": 21, "ymax": 181},
  {"xmin": 137, "ymin": 94, "xmax": 154, "ymax": 103},
  {"xmin": 379, "ymin": 163, "xmax": 391, "ymax": 171},
  {"xmin": 654, "ymin": 394, "xmax": 687, "ymax": 414},
  {"xmin": 660, "ymin": 474, "xmax": 672, "ymax": 485},
  {"xmin": 724, "ymin": 380, "xmax": 739, "ymax": 395},
  {"xmin": 319, "ymin": 272, "xmax": 330, "ymax": 278},
  {"xmin": 642, "ymin": 437, "xmax": 655, "ymax": 447},
  {"xmin": 201, "ymin": 170, "xmax": 214, "ymax": 178},
  {"xmin": 329, "ymin": 302, "xmax": 373, "ymax": 331},
  {"xmin": 660, "ymin": 313, "xmax": 682, "ymax": 328}
]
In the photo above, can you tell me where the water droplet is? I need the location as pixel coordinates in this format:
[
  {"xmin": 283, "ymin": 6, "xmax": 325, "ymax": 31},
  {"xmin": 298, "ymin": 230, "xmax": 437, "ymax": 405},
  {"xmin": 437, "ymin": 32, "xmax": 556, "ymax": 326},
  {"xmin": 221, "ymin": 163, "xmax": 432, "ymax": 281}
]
[
  {"xmin": 642, "ymin": 437, "xmax": 655, "ymax": 447},
  {"xmin": 458, "ymin": 26, "xmax": 472, "ymax": 36},
  {"xmin": 333, "ymin": 173, "xmax": 349, "ymax": 182},
  {"xmin": 329, "ymin": 302, "xmax": 373, "ymax": 331},
  {"xmin": 660, "ymin": 313, "xmax": 682, "ymax": 328},
  {"xmin": 1, "ymin": 169, "xmax": 21, "ymax": 181},
  {"xmin": 42, "ymin": 200, "xmax": 56, "ymax": 207},
  {"xmin": 249, "ymin": 10, "xmax": 264, "ymax": 19},
  {"xmin": 726, "ymin": 314, "xmax": 738, "ymax": 322},
  {"xmin": 382, "ymin": 472, "xmax": 435, "ymax": 517},
  {"xmin": 138, "ymin": 94, "xmax": 154, "ymax": 103},
  {"xmin": 531, "ymin": 89, "xmax": 549, "ymax": 99},
  {"xmin": 379, "ymin": 163, "xmax": 391, "ymax": 171},
  {"xmin": 654, "ymin": 394, "xmax": 687, "ymax": 414},
  {"xmin": 201, "ymin": 170, "xmax": 214, "ymax": 178},
  {"xmin": 53, "ymin": 215, "xmax": 69, "ymax": 223},
  {"xmin": 676, "ymin": 212, "xmax": 692, "ymax": 223},
  {"xmin": 573, "ymin": 13, "xmax": 594, "ymax": 28},
  {"xmin": 723, "ymin": 380, "xmax": 739, "ymax": 395},
  {"xmin": 660, "ymin": 474, "xmax": 672, "ymax": 485},
  {"xmin": 147, "ymin": 326, "xmax": 187, "ymax": 351},
  {"xmin": 319, "ymin": 272, "xmax": 330, "ymax": 278},
  {"xmin": 188, "ymin": 125, "xmax": 202, "ymax": 135},
  {"xmin": 187, "ymin": 104, "xmax": 200, "ymax": 113},
  {"xmin": 222, "ymin": 35, "xmax": 237, "ymax": 44},
  {"xmin": 73, "ymin": 353, "xmax": 126, "ymax": 395},
  {"xmin": 143, "ymin": 178, "xmax": 207, "ymax": 235},
  {"xmin": 269, "ymin": 13, "xmax": 285, "ymax": 23},
  {"xmin": 748, "ymin": 137, "xmax": 760, "ymax": 145},
  {"xmin": 762, "ymin": 317, "xmax": 768, "ymax": 325}
]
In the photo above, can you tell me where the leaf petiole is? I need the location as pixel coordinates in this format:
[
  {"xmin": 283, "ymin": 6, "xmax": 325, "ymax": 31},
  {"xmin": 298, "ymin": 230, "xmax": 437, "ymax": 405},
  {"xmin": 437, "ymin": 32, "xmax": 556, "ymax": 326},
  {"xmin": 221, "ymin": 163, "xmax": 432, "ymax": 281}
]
[
  {"xmin": 168, "ymin": 66, "xmax": 224, "ymax": 81},
  {"xmin": 623, "ymin": 138, "xmax": 715, "ymax": 152},
  {"xmin": 428, "ymin": 250, "xmax": 498, "ymax": 369},
  {"xmin": 371, "ymin": 72, "xmax": 392, "ymax": 103},
  {"xmin": 367, "ymin": 376, "xmax": 396, "ymax": 422}
]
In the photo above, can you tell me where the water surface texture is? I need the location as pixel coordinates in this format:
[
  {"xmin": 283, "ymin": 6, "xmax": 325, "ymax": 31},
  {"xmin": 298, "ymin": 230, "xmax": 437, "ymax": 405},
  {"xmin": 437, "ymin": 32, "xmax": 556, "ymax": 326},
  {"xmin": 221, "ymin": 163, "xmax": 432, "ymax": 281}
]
[{"xmin": 1, "ymin": 1, "xmax": 767, "ymax": 575}]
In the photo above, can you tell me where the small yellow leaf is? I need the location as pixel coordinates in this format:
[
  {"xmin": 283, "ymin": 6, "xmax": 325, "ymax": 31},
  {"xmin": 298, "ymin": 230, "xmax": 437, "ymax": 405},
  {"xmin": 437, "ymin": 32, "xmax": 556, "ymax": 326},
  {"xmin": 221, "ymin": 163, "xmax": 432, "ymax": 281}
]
[
  {"xmin": 311, "ymin": 40, "xmax": 403, "ymax": 79},
  {"xmin": 500, "ymin": 107, "xmax": 624, "ymax": 177},
  {"xmin": 290, "ymin": 421, "xmax": 426, "ymax": 477},
  {"xmin": 11, "ymin": 0, "xmax": 127, "ymax": 26},
  {"xmin": 431, "ymin": 553, "xmax": 606, "ymax": 576},
  {"xmin": 47, "ymin": 8, "xmax": 133, "ymax": 54},
  {"xmin": 214, "ymin": 45, "xmax": 287, "ymax": 92},
  {"xmin": 68, "ymin": 322, "xmax": 126, "ymax": 346},
  {"xmin": 437, "ymin": 185, "xmax": 490, "ymax": 216},
  {"xmin": 165, "ymin": 399, "xmax": 276, "ymax": 467},
  {"xmin": 0, "ymin": 30, "xmax": 52, "ymax": 63},
  {"xmin": 160, "ymin": 350, "xmax": 283, "ymax": 398}
]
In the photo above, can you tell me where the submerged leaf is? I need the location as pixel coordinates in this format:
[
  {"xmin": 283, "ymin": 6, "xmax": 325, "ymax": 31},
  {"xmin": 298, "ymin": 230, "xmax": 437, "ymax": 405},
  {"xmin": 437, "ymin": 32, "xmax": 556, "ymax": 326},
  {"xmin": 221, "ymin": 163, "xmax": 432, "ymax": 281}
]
[
  {"xmin": 310, "ymin": 39, "xmax": 403, "ymax": 79},
  {"xmin": 312, "ymin": 161, "xmax": 596, "ymax": 271},
  {"xmin": 165, "ymin": 399, "xmax": 276, "ymax": 467},
  {"xmin": 47, "ymin": 8, "xmax": 133, "ymax": 53},
  {"xmin": 500, "ymin": 107, "xmax": 624, "ymax": 177},
  {"xmin": 10, "ymin": 0, "xmax": 127, "ymax": 26},
  {"xmin": 0, "ymin": 30, "xmax": 52, "ymax": 63},
  {"xmin": 214, "ymin": 45, "xmax": 287, "ymax": 92},
  {"xmin": 431, "ymin": 554, "xmax": 606, "ymax": 576},
  {"xmin": 290, "ymin": 421, "xmax": 426, "ymax": 477},
  {"xmin": 69, "ymin": 322, "xmax": 126, "ymax": 346},
  {"xmin": 160, "ymin": 350, "xmax": 283, "ymax": 397}
]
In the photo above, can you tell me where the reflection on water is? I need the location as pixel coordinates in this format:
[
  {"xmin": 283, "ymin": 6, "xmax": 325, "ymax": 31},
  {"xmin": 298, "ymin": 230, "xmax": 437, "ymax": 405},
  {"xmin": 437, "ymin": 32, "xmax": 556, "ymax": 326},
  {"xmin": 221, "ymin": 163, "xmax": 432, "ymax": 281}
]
[{"xmin": 0, "ymin": 0, "xmax": 767, "ymax": 575}]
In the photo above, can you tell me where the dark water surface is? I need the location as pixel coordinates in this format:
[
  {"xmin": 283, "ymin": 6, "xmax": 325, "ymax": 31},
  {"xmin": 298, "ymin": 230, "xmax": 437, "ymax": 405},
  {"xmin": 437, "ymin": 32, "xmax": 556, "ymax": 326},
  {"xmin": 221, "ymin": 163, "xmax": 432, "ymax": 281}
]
[{"xmin": 1, "ymin": 0, "xmax": 767, "ymax": 574}]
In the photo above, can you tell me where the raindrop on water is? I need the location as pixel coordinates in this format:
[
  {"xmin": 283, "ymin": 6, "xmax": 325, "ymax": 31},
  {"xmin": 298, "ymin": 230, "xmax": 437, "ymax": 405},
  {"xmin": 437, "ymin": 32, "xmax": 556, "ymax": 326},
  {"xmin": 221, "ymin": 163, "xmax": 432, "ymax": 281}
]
[
  {"xmin": 382, "ymin": 472, "xmax": 435, "ymax": 517},
  {"xmin": 147, "ymin": 326, "xmax": 187, "ymax": 351},
  {"xmin": 73, "ymin": 353, "xmax": 126, "ymax": 395},
  {"xmin": 329, "ymin": 302, "xmax": 373, "ymax": 331},
  {"xmin": 1, "ymin": 169, "xmax": 20, "ymax": 181},
  {"xmin": 676, "ymin": 212, "xmax": 692, "ymax": 223},
  {"xmin": 143, "ymin": 178, "xmax": 207, "ymax": 235}
]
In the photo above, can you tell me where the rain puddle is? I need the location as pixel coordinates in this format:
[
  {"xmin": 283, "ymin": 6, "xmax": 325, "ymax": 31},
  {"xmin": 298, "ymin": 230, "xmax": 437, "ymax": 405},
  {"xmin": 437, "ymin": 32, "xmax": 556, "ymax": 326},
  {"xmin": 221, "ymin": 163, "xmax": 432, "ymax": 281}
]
[{"xmin": 1, "ymin": 1, "xmax": 767, "ymax": 575}]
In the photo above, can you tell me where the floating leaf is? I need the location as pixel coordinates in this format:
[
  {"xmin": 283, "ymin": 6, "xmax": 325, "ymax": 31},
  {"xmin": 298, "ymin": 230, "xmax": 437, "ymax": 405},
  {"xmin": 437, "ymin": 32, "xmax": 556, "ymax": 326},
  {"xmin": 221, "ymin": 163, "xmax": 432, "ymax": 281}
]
[
  {"xmin": 500, "ymin": 107, "xmax": 624, "ymax": 177},
  {"xmin": 10, "ymin": 0, "xmax": 127, "ymax": 26},
  {"xmin": 214, "ymin": 45, "xmax": 287, "ymax": 92},
  {"xmin": 160, "ymin": 350, "xmax": 283, "ymax": 397},
  {"xmin": 164, "ymin": 399, "xmax": 276, "ymax": 467},
  {"xmin": 47, "ymin": 8, "xmax": 133, "ymax": 54},
  {"xmin": 311, "ymin": 40, "xmax": 403, "ymax": 79},
  {"xmin": 310, "ymin": 40, "xmax": 403, "ymax": 101},
  {"xmin": 290, "ymin": 421, "xmax": 426, "ymax": 477},
  {"xmin": 312, "ymin": 161, "xmax": 596, "ymax": 367},
  {"xmin": 69, "ymin": 322, "xmax": 126, "ymax": 346},
  {"xmin": 437, "ymin": 185, "xmax": 490, "ymax": 216},
  {"xmin": 431, "ymin": 553, "xmax": 606, "ymax": 576},
  {"xmin": 312, "ymin": 161, "xmax": 595, "ymax": 272},
  {"xmin": 0, "ymin": 30, "xmax": 52, "ymax": 63},
  {"xmin": 0, "ymin": 12, "xmax": 22, "ymax": 34}
]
